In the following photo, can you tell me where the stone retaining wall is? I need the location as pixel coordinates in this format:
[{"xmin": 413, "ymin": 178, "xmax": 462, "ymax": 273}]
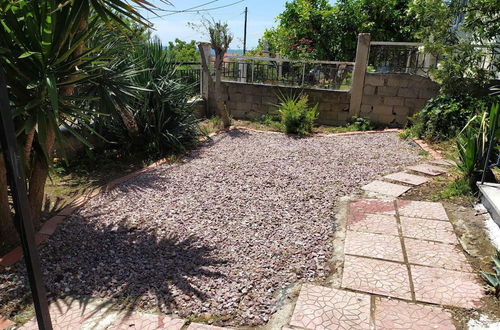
[
  {"xmin": 221, "ymin": 82, "xmax": 351, "ymax": 126},
  {"xmin": 359, "ymin": 73, "xmax": 439, "ymax": 126}
]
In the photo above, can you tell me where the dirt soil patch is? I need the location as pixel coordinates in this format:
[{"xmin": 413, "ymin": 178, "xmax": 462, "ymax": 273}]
[{"xmin": 0, "ymin": 130, "xmax": 421, "ymax": 326}]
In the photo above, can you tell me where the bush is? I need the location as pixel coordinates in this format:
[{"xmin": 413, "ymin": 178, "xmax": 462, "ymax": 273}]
[
  {"xmin": 456, "ymin": 104, "xmax": 499, "ymax": 189},
  {"xmin": 346, "ymin": 116, "xmax": 374, "ymax": 131},
  {"xmin": 407, "ymin": 94, "xmax": 493, "ymax": 142},
  {"xmin": 277, "ymin": 94, "xmax": 318, "ymax": 135}
]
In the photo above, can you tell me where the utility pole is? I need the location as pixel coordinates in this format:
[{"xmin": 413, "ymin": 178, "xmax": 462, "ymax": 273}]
[{"xmin": 243, "ymin": 7, "xmax": 248, "ymax": 55}]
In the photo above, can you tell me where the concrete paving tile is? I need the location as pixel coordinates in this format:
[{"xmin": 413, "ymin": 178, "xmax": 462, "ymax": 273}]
[
  {"xmin": 405, "ymin": 238, "xmax": 473, "ymax": 272},
  {"xmin": 361, "ymin": 181, "xmax": 411, "ymax": 197},
  {"xmin": 349, "ymin": 199, "xmax": 396, "ymax": 215},
  {"xmin": 397, "ymin": 200, "xmax": 449, "ymax": 221},
  {"xmin": 345, "ymin": 231, "xmax": 404, "ymax": 262},
  {"xmin": 401, "ymin": 217, "xmax": 458, "ymax": 244},
  {"xmin": 407, "ymin": 164, "xmax": 447, "ymax": 176},
  {"xmin": 374, "ymin": 298, "xmax": 456, "ymax": 329},
  {"xmin": 341, "ymin": 255, "xmax": 411, "ymax": 300},
  {"xmin": 384, "ymin": 172, "xmax": 429, "ymax": 186},
  {"xmin": 412, "ymin": 265, "xmax": 484, "ymax": 308},
  {"xmin": 347, "ymin": 213, "xmax": 399, "ymax": 236},
  {"xmin": 108, "ymin": 313, "xmax": 185, "ymax": 329},
  {"xmin": 0, "ymin": 316, "xmax": 14, "ymax": 330},
  {"xmin": 290, "ymin": 284, "xmax": 371, "ymax": 330},
  {"xmin": 430, "ymin": 159, "xmax": 455, "ymax": 167}
]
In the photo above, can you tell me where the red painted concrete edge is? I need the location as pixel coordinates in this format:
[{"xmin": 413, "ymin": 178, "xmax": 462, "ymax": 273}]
[
  {"xmin": 412, "ymin": 138, "xmax": 443, "ymax": 160},
  {"xmin": 0, "ymin": 157, "xmax": 171, "ymax": 269}
]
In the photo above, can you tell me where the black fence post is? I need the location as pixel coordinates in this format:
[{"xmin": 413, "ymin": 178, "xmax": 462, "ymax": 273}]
[{"xmin": 0, "ymin": 69, "xmax": 53, "ymax": 329}]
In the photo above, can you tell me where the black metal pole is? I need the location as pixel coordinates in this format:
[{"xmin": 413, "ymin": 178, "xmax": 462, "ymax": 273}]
[
  {"xmin": 243, "ymin": 7, "xmax": 248, "ymax": 55},
  {"xmin": 481, "ymin": 111, "xmax": 499, "ymax": 185},
  {"xmin": 0, "ymin": 69, "xmax": 53, "ymax": 329}
]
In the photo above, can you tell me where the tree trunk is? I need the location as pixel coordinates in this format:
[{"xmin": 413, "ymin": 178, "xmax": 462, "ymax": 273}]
[
  {"xmin": 0, "ymin": 156, "xmax": 18, "ymax": 247},
  {"xmin": 214, "ymin": 54, "xmax": 231, "ymax": 128},
  {"xmin": 116, "ymin": 107, "xmax": 139, "ymax": 136},
  {"xmin": 28, "ymin": 125, "xmax": 55, "ymax": 229}
]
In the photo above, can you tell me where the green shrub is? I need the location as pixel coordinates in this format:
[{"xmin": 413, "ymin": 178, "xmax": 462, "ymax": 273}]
[
  {"xmin": 407, "ymin": 94, "xmax": 493, "ymax": 142},
  {"xmin": 456, "ymin": 103, "xmax": 499, "ymax": 188},
  {"xmin": 481, "ymin": 253, "xmax": 500, "ymax": 298},
  {"xmin": 346, "ymin": 116, "xmax": 374, "ymax": 131},
  {"xmin": 277, "ymin": 94, "xmax": 318, "ymax": 135}
]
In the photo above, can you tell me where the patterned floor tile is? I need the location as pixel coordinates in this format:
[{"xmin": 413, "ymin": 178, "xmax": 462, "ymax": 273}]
[
  {"xmin": 361, "ymin": 181, "xmax": 411, "ymax": 197},
  {"xmin": 347, "ymin": 213, "xmax": 399, "ymax": 236},
  {"xmin": 374, "ymin": 298, "xmax": 456, "ymax": 329},
  {"xmin": 411, "ymin": 265, "xmax": 484, "ymax": 308},
  {"xmin": 108, "ymin": 313, "xmax": 185, "ymax": 329},
  {"xmin": 384, "ymin": 172, "xmax": 429, "ymax": 186},
  {"xmin": 401, "ymin": 217, "xmax": 457, "ymax": 244},
  {"xmin": 405, "ymin": 238, "xmax": 473, "ymax": 272},
  {"xmin": 20, "ymin": 299, "xmax": 110, "ymax": 329},
  {"xmin": 430, "ymin": 159, "xmax": 455, "ymax": 167},
  {"xmin": 345, "ymin": 231, "xmax": 404, "ymax": 262},
  {"xmin": 397, "ymin": 200, "xmax": 449, "ymax": 221},
  {"xmin": 407, "ymin": 164, "xmax": 447, "ymax": 176},
  {"xmin": 0, "ymin": 316, "xmax": 13, "ymax": 330},
  {"xmin": 290, "ymin": 284, "xmax": 371, "ymax": 330},
  {"xmin": 187, "ymin": 323, "xmax": 229, "ymax": 330},
  {"xmin": 341, "ymin": 255, "xmax": 411, "ymax": 300},
  {"xmin": 349, "ymin": 199, "xmax": 396, "ymax": 215}
]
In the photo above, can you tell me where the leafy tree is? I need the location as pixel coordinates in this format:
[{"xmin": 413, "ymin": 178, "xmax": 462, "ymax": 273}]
[
  {"xmin": 167, "ymin": 39, "xmax": 199, "ymax": 62},
  {"xmin": 263, "ymin": 0, "xmax": 419, "ymax": 61},
  {"xmin": 0, "ymin": 0, "xmax": 163, "ymax": 246}
]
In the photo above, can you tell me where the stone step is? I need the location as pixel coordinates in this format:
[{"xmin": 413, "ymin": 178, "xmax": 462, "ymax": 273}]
[
  {"xmin": 384, "ymin": 172, "xmax": 429, "ymax": 186},
  {"xmin": 361, "ymin": 180, "xmax": 411, "ymax": 197}
]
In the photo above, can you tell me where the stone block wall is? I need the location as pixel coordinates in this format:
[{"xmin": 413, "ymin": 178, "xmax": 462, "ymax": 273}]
[
  {"xmin": 360, "ymin": 73, "xmax": 439, "ymax": 126},
  {"xmin": 220, "ymin": 82, "xmax": 351, "ymax": 126}
]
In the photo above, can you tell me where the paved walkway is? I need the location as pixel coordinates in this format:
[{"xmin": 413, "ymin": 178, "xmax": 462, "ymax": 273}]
[{"xmin": 5, "ymin": 159, "xmax": 484, "ymax": 329}]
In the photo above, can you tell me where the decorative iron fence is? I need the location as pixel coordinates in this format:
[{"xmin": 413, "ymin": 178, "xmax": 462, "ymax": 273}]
[
  {"xmin": 172, "ymin": 62, "xmax": 202, "ymax": 95},
  {"xmin": 212, "ymin": 56, "xmax": 355, "ymax": 91},
  {"xmin": 369, "ymin": 41, "xmax": 500, "ymax": 78}
]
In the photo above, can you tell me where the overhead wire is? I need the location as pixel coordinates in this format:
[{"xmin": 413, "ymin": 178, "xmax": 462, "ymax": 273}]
[{"xmin": 153, "ymin": 0, "xmax": 246, "ymax": 17}]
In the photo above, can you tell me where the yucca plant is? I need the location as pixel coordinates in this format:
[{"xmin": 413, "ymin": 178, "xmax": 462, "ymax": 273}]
[
  {"xmin": 277, "ymin": 93, "xmax": 318, "ymax": 135},
  {"xmin": 456, "ymin": 103, "xmax": 499, "ymax": 189},
  {"xmin": 481, "ymin": 254, "xmax": 500, "ymax": 298},
  {"xmin": 0, "ymin": 0, "xmax": 165, "ymax": 246}
]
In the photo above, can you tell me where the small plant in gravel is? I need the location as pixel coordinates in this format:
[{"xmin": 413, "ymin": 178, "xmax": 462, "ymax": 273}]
[
  {"xmin": 277, "ymin": 94, "xmax": 318, "ymax": 135},
  {"xmin": 481, "ymin": 253, "xmax": 500, "ymax": 298},
  {"xmin": 346, "ymin": 116, "xmax": 374, "ymax": 131}
]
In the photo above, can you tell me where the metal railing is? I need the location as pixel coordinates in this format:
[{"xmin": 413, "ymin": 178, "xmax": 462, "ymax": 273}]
[
  {"xmin": 369, "ymin": 42, "xmax": 438, "ymax": 76},
  {"xmin": 172, "ymin": 62, "xmax": 202, "ymax": 95},
  {"xmin": 369, "ymin": 41, "xmax": 500, "ymax": 78},
  {"xmin": 211, "ymin": 55, "xmax": 355, "ymax": 91}
]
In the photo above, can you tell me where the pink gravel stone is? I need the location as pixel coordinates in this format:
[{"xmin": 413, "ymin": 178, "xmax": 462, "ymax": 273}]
[
  {"xmin": 344, "ymin": 231, "xmax": 404, "ymax": 262},
  {"xmin": 374, "ymin": 298, "xmax": 456, "ymax": 329},
  {"xmin": 290, "ymin": 284, "xmax": 371, "ymax": 330},
  {"xmin": 347, "ymin": 213, "xmax": 399, "ymax": 236},
  {"xmin": 407, "ymin": 164, "xmax": 447, "ymax": 176},
  {"xmin": 361, "ymin": 180, "xmax": 411, "ymax": 197},
  {"xmin": 401, "ymin": 217, "xmax": 458, "ymax": 244},
  {"xmin": 405, "ymin": 238, "xmax": 473, "ymax": 272},
  {"xmin": 341, "ymin": 255, "xmax": 411, "ymax": 300},
  {"xmin": 384, "ymin": 172, "xmax": 429, "ymax": 186},
  {"xmin": 397, "ymin": 200, "xmax": 449, "ymax": 221},
  {"xmin": 411, "ymin": 265, "xmax": 484, "ymax": 308},
  {"xmin": 0, "ymin": 316, "xmax": 13, "ymax": 330}
]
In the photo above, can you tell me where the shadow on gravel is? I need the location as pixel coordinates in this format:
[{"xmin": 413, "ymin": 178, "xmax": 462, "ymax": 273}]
[{"xmin": 0, "ymin": 219, "xmax": 227, "ymax": 320}]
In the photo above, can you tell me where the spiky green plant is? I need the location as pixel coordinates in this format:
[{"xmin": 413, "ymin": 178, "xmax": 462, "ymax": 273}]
[{"xmin": 481, "ymin": 254, "xmax": 500, "ymax": 298}]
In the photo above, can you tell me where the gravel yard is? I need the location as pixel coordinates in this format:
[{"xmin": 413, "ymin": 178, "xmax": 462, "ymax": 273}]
[{"xmin": 0, "ymin": 130, "xmax": 421, "ymax": 326}]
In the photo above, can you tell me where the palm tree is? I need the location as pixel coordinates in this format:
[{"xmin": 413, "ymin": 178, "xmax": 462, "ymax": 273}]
[{"xmin": 0, "ymin": 0, "xmax": 167, "ymax": 246}]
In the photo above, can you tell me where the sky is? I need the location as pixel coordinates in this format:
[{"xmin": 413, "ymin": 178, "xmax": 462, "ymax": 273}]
[{"xmin": 141, "ymin": 0, "xmax": 290, "ymax": 49}]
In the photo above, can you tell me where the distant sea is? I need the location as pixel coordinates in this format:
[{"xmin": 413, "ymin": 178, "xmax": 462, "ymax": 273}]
[{"xmin": 209, "ymin": 49, "xmax": 244, "ymax": 55}]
